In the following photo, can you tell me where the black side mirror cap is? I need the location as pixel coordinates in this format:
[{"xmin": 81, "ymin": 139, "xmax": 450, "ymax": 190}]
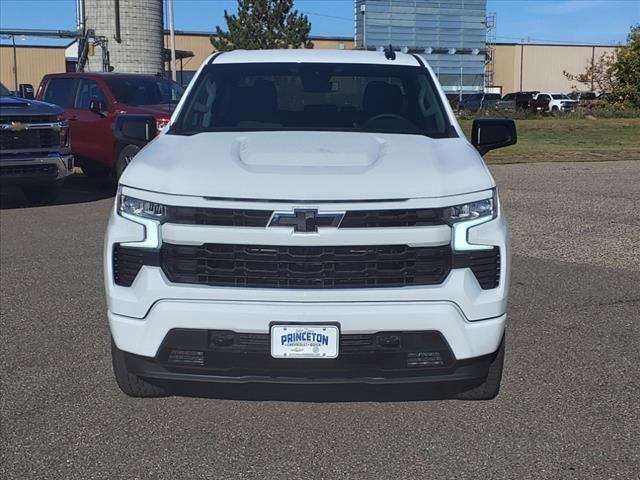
[
  {"xmin": 114, "ymin": 114, "xmax": 158, "ymax": 147},
  {"xmin": 471, "ymin": 118, "xmax": 517, "ymax": 156},
  {"xmin": 89, "ymin": 100, "xmax": 108, "ymax": 117},
  {"xmin": 18, "ymin": 84, "xmax": 34, "ymax": 99}
]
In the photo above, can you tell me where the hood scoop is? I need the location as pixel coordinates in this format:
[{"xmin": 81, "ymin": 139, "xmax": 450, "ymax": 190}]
[
  {"xmin": 0, "ymin": 97, "xmax": 31, "ymax": 108},
  {"xmin": 233, "ymin": 133, "xmax": 386, "ymax": 173}
]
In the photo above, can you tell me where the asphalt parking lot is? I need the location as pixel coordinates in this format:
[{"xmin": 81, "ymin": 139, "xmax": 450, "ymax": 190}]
[{"xmin": 1, "ymin": 161, "xmax": 639, "ymax": 479}]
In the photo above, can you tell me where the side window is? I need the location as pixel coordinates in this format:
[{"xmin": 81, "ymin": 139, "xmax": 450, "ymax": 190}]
[
  {"xmin": 75, "ymin": 79, "xmax": 108, "ymax": 110},
  {"xmin": 541, "ymin": 94, "xmax": 550, "ymax": 101},
  {"xmin": 43, "ymin": 78, "xmax": 78, "ymax": 108}
]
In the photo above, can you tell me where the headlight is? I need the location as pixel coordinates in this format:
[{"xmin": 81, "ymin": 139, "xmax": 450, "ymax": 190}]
[
  {"xmin": 443, "ymin": 190, "xmax": 497, "ymax": 225},
  {"xmin": 116, "ymin": 190, "xmax": 165, "ymax": 249},
  {"xmin": 117, "ymin": 193, "xmax": 167, "ymax": 222}
]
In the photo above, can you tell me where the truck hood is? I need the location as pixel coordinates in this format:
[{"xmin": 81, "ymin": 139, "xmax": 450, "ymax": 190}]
[
  {"xmin": 121, "ymin": 131, "xmax": 495, "ymax": 200},
  {"xmin": 0, "ymin": 95, "xmax": 64, "ymax": 116}
]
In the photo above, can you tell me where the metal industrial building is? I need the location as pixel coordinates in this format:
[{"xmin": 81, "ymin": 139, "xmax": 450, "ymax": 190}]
[
  {"xmin": 494, "ymin": 42, "xmax": 617, "ymax": 94},
  {"xmin": 0, "ymin": 1, "xmax": 619, "ymax": 97},
  {"xmin": 355, "ymin": 0, "xmax": 488, "ymax": 92}
]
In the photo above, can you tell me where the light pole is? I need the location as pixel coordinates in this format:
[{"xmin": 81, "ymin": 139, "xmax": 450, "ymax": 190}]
[
  {"xmin": 11, "ymin": 34, "xmax": 18, "ymax": 92},
  {"xmin": 168, "ymin": 0, "xmax": 176, "ymax": 81}
]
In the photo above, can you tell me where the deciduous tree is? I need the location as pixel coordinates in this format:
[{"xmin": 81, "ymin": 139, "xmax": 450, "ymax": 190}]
[
  {"xmin": 564, "ymin": 24, "xmax": 640, "ymax": 108},
  {"xmin": 612, "ymin": 24, "xmax": 640, "ymax": 108}
]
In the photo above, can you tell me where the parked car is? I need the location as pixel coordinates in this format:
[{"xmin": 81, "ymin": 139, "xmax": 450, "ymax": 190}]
[
  {"xmin": 459, "ymin": 93, "xmax": 501, "ymax": 112},
  {"xmin": 495, "ymin": 91, "xmax": 539, "ymax": 111},
  {"xmin": 568, "ymin": 91, "xmax": 606, "ymax": 109},
  {"xmin": 36, "ymin": 73, "xmax": 183, "ymax": 179},
  {"xmin": 0, "ymin": 81, "xmax": 72, "ymax": 204},
  {"xmin": 527, "ymin": 95, "xmax": 551, "ymax": 112},
  {"xmin": 105, "ymin": 49, "xmax": 516, "ymax": 400},
  {"xmin": 568, "ymin": 91, "xmax": 596, "ymax": 102},
  {"xmin": 534, "ymin": 93, "xmax": 578, "ymax": 112}
]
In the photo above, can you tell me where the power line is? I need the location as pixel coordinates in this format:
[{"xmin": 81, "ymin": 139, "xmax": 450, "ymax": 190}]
[{"xmin": 300, "ymin": 10, "xmax": 353, "ymax": 22}]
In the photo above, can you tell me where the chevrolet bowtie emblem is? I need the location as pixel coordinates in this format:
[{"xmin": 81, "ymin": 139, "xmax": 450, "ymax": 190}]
[
  {"xmin": 8, "ymin": 122, "xmax": 28, "ymax": 132},
  {"xmin": 269, "ymin": 209, "xmax": 344, "ymax": 233}
]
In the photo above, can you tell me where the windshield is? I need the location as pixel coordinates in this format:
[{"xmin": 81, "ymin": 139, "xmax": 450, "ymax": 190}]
[
  {"xmin": 0, "ymin": 82, "xmax": 11, "ymax": 96},
  {"xmin": 173, "ymin": 63, "xmax": 451, "ymax": 137},
  {"xmin": 106, "ymin": 78, "xmax": 184, "ymax": 106},
  {"xmin": 552, "ymin": 94, "xmax": 569, "ymax": 99}
]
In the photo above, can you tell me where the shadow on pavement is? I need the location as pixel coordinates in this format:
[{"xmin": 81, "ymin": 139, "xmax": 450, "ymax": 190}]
[{"xmin": 0, "ymin": 174, "xmax": 116, "ymax": 209}]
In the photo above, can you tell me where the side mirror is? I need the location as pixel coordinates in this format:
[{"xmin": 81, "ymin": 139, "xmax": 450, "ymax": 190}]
[
  {"xmin": 89, "ymin": 100, "xmax": 108, "ymax": 117},
  {"xmin": 114, "ymin": 115, "xmax": 157, "ymax": 147},
  {"xmin": 471, "ymin": 118, "xmax": 517, "ymax": 156},
  {"xmin": 18, "ymin": 84, "xmax": 34, "ymax": 99}
]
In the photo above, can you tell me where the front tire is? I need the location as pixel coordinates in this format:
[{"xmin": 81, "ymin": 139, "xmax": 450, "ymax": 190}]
[
  {"xmin": 456, "ymin": 336, "xmax": 505, "ymax": 400},
  {"xmin": 115, "ymin": 144, "xmax": 140, "ymax": 180},
  {"xmin": 21, "ymin": 180, "xmax": 63, "ymax": 205},
  {"xmin": 111, "ymin": 338, "xmax": 168, "ymax": 398}
]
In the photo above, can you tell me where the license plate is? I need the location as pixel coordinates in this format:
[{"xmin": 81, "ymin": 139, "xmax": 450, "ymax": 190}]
[{"xmin": 270, "ymin": 324, "xmax": 339, "ymax": 359}]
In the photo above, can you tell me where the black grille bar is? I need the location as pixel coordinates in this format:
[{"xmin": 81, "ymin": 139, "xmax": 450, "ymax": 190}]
[
  {"xmin": 161, "ymin": 243, "xmax": 452, "ymax": 289},
  {"xmin": 340, "ymin": 208, "xmax": 443, "ymax": 227},
  {"xmin": 161, "ymin": 205, "xmax": 446, "ymax": 228},
  {"xmin": 166, "ymin": 206, "xmax": 273, "ymax": 227},
  {"xmin": 452, "ymin": 247, "xmax": 501, "ymax": 289},
  {"xmin": 0, "ymin": 164, "xmax": 58, "ymax": 177},
  {"xmin": 0, "ymin": 129, "xmax": 60, "ymax": 150},
  {"xmin": 113, "ymin": 244, "xmax": 501, "ymax": 290},
  {"xmin": 0, "ymin": 115, "xmax": 58, "ymax": 124},
  {"xmin": 113, "ymin": 245, "xmax": 160, "ymax": 287}
]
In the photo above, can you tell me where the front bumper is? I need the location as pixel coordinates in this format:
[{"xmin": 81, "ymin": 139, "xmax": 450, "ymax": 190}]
[
  {"xmin": 109, "ymin": 300, "xmax": 506, "ymax": 362},
  {"xmin": 0, "ymin": 153, "xmax": 73, "ymax": 186},
  {"xmin": 118, "ymin": 327, "xmax": 504, "ymax": 385}
]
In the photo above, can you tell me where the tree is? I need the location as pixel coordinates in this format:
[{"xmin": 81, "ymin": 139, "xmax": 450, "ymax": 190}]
[
  {"xmin": 563, "ymin": 24, "xmax": 640, "ymax": 108},
  {"xmin": 210, "ymin": 0, "xmax": 313, "ymax": 51},
  {"xmin": 563, "ymin": 51, "xmax": 617, "ymax": 94},
  {"xmin": 612, "ymin": 24, "xmax": 640, "ymax": 108}
]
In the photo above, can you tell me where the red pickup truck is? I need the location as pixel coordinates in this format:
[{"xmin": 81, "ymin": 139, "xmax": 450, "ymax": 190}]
[
  {"xmin": 527, "ymin": 96, "xmax": 551, "ymax": 112},
  {"xmin": 37, "ymin": 73, "xmax": 183, "ymax": 179}
]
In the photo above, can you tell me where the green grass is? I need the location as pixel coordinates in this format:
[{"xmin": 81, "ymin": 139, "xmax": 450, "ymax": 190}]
[{"xmin": 459, "ymin": 118, "xmax": 640, "ymax": 164}]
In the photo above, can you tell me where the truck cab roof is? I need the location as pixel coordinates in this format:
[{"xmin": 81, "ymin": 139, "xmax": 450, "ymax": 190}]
[{"xmin": 209, "ymin": 49, "xmax": 424, "ymax": 67}]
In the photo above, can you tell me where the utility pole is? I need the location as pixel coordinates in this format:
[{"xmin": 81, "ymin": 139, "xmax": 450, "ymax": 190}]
[
  {"xmin": 519, "ymin": 43, "xmax": 524, "ymax": 91},
  {"xmin": 12, "ymin": 34, "xmax": 18, "ymax": 92},
  {"xmin": 360, "ymin": 2, "xmax": 366, "ymax": 49},
  {"xmin": 168, "ymin": 0, "xmax": 176, "ymax": 81}
]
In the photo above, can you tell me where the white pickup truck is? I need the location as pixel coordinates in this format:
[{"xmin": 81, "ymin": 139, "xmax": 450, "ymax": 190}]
[
  {"xmin": 534, "ymin": 92, "xmax": 579, "ymax": 112},
  {"xmin": 105, "ymin": 49, "xmax": 516, "ymax": 400}
]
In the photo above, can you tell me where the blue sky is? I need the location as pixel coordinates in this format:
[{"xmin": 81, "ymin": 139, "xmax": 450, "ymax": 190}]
[{"xmin": 1, "ymin": 0, "xmax": 638, "ymax": 46}]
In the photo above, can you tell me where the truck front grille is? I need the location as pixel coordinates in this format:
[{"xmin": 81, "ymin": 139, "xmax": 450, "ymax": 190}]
[
  {"xmin": 160, "ymin": 243, "xmax": 452, "ymax": 289},
  {"xmin": 113, "ymin": 244, "xmax": 500, "ymax": 290},
  {"xmin": 0, "ymin": 128, "xmax": 59, "ymax": 150}
]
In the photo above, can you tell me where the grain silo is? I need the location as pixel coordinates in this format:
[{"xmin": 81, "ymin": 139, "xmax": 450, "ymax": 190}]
[{"xmin": 83, "ymin": 0, "xmax": 164, "ymax": 74}]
